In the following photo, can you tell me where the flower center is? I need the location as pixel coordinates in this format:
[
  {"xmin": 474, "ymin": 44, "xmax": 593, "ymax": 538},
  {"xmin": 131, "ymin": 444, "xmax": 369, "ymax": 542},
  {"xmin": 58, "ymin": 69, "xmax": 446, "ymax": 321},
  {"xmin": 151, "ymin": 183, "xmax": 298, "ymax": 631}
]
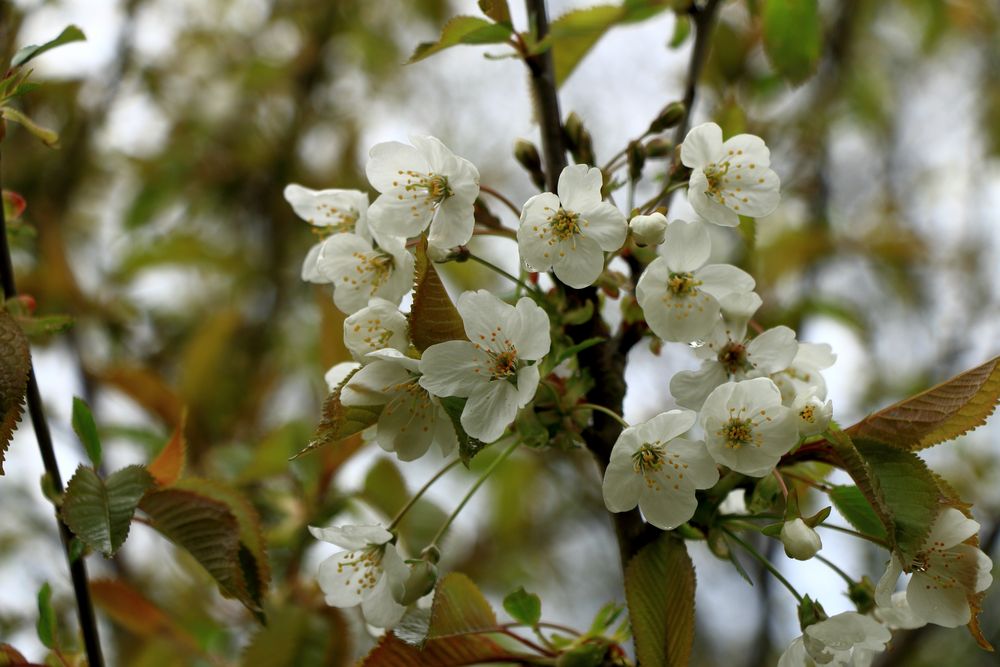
[
  {"xmin": 487, "ymin": 347, "xmax": 519, "ymax": 381},
  {"xmin": 718, "ymin": 342, "xmax": 749, "ymax": 375},
  {"xmin": 720, "ymin": 417, "xmax": 756, "ymax": 449},
  {"xmin": 632, "ymin": 443, "xmax": 666, "ymax": 474},
  {"xmin": 799, "ymin": 404, "xmax": 815, "ymax": 424},
  {"xmin": 548, "ymin": 208, "xmax": 581, "ymax": 241},
  {"xmin": 703, "ymin": 161, "xmax": 730, "ymax": 197},
  {"xmin": 336, "ymin": 546, "xmax": 384, "ymax": 595},
  {"xmin": 426, "ymin": 174, "xmax": 452, "ymax": 203},
  {"xmin": 311, "ymin": 208, "xmax": 359, "ymax": 238},
  {"xmin": 349, "ymin": 250, "xmax": 395, "ymax": 291},
  {"xmin": 667, "ymin": 272, "xmax": 701, "ymax": 296},
  {"xmin": 396, "ymin": 170, "xmax": 453, "ymax": 206}
]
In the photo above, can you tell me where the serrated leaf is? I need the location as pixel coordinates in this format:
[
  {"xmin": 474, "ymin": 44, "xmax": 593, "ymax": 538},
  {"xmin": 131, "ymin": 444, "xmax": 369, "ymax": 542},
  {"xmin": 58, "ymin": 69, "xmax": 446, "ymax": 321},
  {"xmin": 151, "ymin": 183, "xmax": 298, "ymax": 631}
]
[
  {"xmin": 294, "ymin": 368, "xmax": 383, "ymax": 459},
  {"xmin": 478, "ymin": 0, "xmax": 511, "ymax": 26},
  {"xmin": 410, "ymin": 241, "xmax": 466, "ymax": 351},
  {"xmin": 148, "ymin": 411, "xmax": 187, "ymax": 486},
  {"xmin": 762, "ymin": 0, "xmax": 822, "ymax": 84},
  {"xmin": 624, "ymin": 534, "xmax": 695, "ymax": 667},
  {"xmin": 71, "ymin": 397, "xmax": 102, "ymax": 468},
  {"xmin": 847, "ymin": 355, "xmax": 1000, "ymax": 451},
  {"xmin": 502, "ymin": 587, "xmax": 541, "ymax": 626},
  {"xmin": 828, "ymin": 485, "xmax": 889, "ymax": 543},
  {"xmin": 242, "ymin": 604, "xmax": 351, "ymax": 667},
  {"xmin": 438, "ymin": 396, "xmax": 486, "ymax": 466},
  {"xmin": 61, "ymin": 465, "xmax": 153, "ymax": 557},
  {"xmin": 91, "ymin": 579, "xmax": 199, "ymax": 652},
  {"xmin": 0, "ymin": 107, "xmax": 58, "ymax": 147},
  {"xmin": 361, "ymin": 632, "xmax": 522, "ymax": 667},
  {"xmin": 408, "ymin": 16, "xmax": 513, "ymax": 64},
  {"xmin": 36, "ymin": 582, "xmax": 56, "ymax": 649},
  {"xmin": 0, "ymin": 311, "xmax": 30, "ymax": 475},
  {"xmin": 12, "ymin": 25, "xmax": 86, "ymax": 67},
  {"xmin": 428, "ymin": 573, "xmax": 498, "ymax": 639}
]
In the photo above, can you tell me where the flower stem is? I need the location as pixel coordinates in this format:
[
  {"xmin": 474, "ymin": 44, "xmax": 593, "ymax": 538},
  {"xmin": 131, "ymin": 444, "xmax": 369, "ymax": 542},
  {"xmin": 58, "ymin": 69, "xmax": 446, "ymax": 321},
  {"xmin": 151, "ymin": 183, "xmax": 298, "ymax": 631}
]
[
  {"xmin": 722, "ymin": 527, "xmax": 804, "ymax": 602},
  {"xmin": 814, "ymin": 554, "xmax": 856, "ymax": 586},
  {"xmin": 467, "ymin": 252, "xmax": 539, "ymax": 294},
  {"xmin": 427, "ymin": 438, "xmax": 520, "ymax": 549},
  {"xmin": 816, "ymin": 523, "xmax": 890, "ymax": 549},
  {"xmin": 480, "ymin": 184, "xmax": 522, "ymax": 218},
  {"xmin": 575, "ymin": 402, "xmax": 629, "ymax": 429},
  {"xmin": 0, "ymin": 153, "xmax": 105, "ymax": 665},
  {"xmin": 387, "ymin": 458, "xmax": 461, "ymax": 531}
]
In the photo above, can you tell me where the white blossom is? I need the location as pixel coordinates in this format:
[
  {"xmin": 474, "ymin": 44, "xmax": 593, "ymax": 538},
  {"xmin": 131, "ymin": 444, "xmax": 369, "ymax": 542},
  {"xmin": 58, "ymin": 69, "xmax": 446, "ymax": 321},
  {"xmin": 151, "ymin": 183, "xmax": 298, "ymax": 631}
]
[
  {"xmin": 284, "ymin": 185, "xmax": 371, "ymax": 282},
  {"xmin": 772, "ymin": 342, "xmax": 836, "ymax": 406},
  {"xmin": 876, "ymin": 507, "xmax": 993, "ymax": 628},
  {"xmin": 419, "ymin": 290, "xmax": 550, "ymax": 443},
  {"xmin": 343, "ymin": 298, "xmax": 410, "ymax": 362},
  {"xmin": 778, "ymin": 612, "xmax": 891, "ymax": 667},
  {"xmin": 875, "ymin": 592, "xmax": 926, "ymax": 631},
  {"xmin": 314, "ymin": 233, "xmax": 414, "ymax": 315},
  {"xmin": 680, "ymin": 122, "xmax": 780, "ymax": 227},
  {"xmin": 700, "ymin": 377, "xmax": 797, "ymax": 477},
  {"xmin": 780, "ymin": 518, "xmax": 823, "ymax": 560},
  {"xmin": 366, "ymin": 135, "xmax": 480, "ymax": 251},
  {"xmin": 602, "ymin": 410, "xmax": 719, "ymax": 530},
  {"xmin": 628, "ymin": 212, "xmax": 668, "ymax": 246},
  {"xmin": 792, "ymin": 388, "xmax": 833, "ymax": 437},
  {"xmin": 341, "ymin": 349, "xmax": 457, "ymax": 461},
  {"xmin": 635, "ymin": 219, "xmax": 755, "ymax": 342},
  {"xmin": 309, "ymin": 523, "xmax": 409, "ymax": 628},
  {"xmin": 518, "ymin": 164, "xmax": 627, "ymax": 288},
  {"xmin": 325, "ymin": 361, "xmax": 360, "ymax": 392}
]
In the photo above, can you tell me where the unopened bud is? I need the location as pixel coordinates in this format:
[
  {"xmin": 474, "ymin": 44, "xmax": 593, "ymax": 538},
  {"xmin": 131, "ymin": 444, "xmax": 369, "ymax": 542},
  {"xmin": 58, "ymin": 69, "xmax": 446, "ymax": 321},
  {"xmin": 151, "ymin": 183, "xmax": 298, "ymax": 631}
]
[
  {"xmin": 645, "ymin": 137, "xmax": 674, "ymax": 158},
  {"xmin": 563, "ymin": 113, "xmax": 594, "ymax": 165},
  {"xmin": 629, "ymin": 212, "xmax": 667, "ymax": 246},
  {"xmin": 627, "ymin": 140, "xmax": 646, "ymax": 182},
  {"xmin": 514, "ymin": 139, "xmax": 546, "ymax": 191},
  {"xmin": 397, "ymin": 560, "xmax": 437, "ymax": 605},
  {"xmin": 848, "ymin": 576, "xmax": 876, "ymax": 614},
  {"xmin": 780, "ymin": 518, "xmax": 823, "ymax": 560},
  {"xmin": 648, "ymin": 101, "xmax": 686, "ymax": 133},
  {"xmin": 564, "ymin": 112, "xmax": 585, "ymax": 148},
  {"xmin": 797, "ymin": 595, "xmax": 828, "ymax": 631}
]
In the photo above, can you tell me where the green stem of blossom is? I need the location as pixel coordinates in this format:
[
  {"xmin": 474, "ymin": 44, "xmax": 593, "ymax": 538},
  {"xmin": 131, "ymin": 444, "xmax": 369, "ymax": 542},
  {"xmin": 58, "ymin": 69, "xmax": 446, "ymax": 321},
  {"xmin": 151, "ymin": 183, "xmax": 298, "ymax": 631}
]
[
  {"xmin": 479, "ymin": 184, "xmax": 522, "ymax": 218},
  {"xmin": 575, "ymin": 403, "xmax": 629, "ymax": 429},
  {"xmin": 722, "ymin": 527, "xmax": 804, "ymax": 603},
  {"xmin": 467, "ymin": 252, "xmax": 539, "ymax": 294},
  {"xmin": 814, "ymin": 554, "xmax": 856, "ymax": 586},
  {"xmin": 387, "ymin": 458, "xmax": 461, "ymax": 531},
  {"xmin": 427, "ymin": 438, "xmax": 521, "ymax": 549},
  {"xmin": 639, "ymin": 179, "xmax": 687, "ymax": 214}
]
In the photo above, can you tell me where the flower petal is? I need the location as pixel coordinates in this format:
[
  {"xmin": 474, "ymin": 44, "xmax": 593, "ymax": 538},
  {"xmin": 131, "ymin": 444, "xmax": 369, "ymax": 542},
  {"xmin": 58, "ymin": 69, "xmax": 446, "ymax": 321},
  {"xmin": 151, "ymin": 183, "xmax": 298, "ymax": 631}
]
[
  {"xmin": 462, "ymin": 381, "xmax": 519, "ymax": 443},
  {"xmin": 696, "ymin": 263, "xmax": 756, "ymax": 299},
  {"xmin": 361, "ymin": 572, "xmax": 407, "ymax": 628},
  {"xmin": 680, "ymin": 123, "xmax": 723, "ymax": 168},
  {"xmin": 366, "ymin": 141, "xmax": 428, "ymax": 192},
  {"xmin": 429, "ymin": 196, "xmax": 475, "ymax": 250},
  {"xmin": 558, "ymin": 164, "xmax": 603, "ymax": 211},
  {"xmin": 504, "ymin": 298, "xmax": 551, "ymax": 361},
  {"xmin": 639, "ymin": 479, "xmax": 698, "ymax": 530},
  {"xmin": 907, "ymin": 571, "xmax": 971, "ymax": 627},
  {"xmin": 688, "ymin": 169, "xmax": 740, "ymax": 227},
  {"xmin": 662, "ymin": 219, "xmax": 711, "ymax": 272},
  {"xmin": 925, "ymin": 507, "xmax": 980, "ymax": 549},
  {"xmin": 309, "ymin": 524, "xmax": 391, "ymax": 550},
  {"xmin": 419, "ymin": 341, "xmax": 489, "ymax": 398},
  {"xmin": 670, "ymin": 361, "xmax": 729, "ymax": 410},
  {"xmin": 602, "ymin": 459, "xmax": 643, "ymax": 513},
  {"xmin": 747, "ymin": 326, "xmax": 799, "ymax": 375},
  {"xmin": 552, "ymin": 234, "xmax": 605, "ymax": 289},
  {"xmin": 579, "ymin": 202, "xmax": 627, "ymax": 252}
]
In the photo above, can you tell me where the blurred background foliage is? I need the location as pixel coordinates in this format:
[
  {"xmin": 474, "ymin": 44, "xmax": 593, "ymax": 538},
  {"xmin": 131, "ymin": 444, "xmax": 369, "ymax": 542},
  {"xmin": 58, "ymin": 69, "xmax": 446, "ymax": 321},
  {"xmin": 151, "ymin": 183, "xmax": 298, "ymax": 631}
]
[{"xmin": 0, "ymin": 0, "xmax": 997, "ymax": 665}]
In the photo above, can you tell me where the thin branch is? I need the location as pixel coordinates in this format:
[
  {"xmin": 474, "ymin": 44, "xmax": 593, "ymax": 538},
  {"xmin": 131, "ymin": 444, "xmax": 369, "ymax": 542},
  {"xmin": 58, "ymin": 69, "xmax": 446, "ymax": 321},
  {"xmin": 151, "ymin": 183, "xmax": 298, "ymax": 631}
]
[{"xmin": 524, "ymin": 0, "xmax": 567, "ymax": 191}]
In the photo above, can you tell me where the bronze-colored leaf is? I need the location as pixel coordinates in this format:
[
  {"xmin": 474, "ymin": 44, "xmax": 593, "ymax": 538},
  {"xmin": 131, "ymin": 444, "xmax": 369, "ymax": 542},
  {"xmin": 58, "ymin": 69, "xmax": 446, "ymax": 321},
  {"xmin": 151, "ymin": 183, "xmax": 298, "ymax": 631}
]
[
  {"xmin": 0, "ymin": 310, "xmax": 30, "ymax": 475},
  {"xmin": 409, "ymin": 241, "xmax": 466, "ymax": 352}
]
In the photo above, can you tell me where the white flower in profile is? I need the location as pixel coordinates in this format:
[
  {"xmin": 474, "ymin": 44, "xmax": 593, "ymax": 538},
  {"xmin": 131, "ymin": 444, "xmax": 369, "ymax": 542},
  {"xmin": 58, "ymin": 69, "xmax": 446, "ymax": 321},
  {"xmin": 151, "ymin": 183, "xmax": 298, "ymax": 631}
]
[
  {"xmin": 700, "ymin": 377, "xmax": 797, "ymax": 477},
  {"xmin": 778, "ymin": 612, "xmax": 891, "ymax": 667},
  {"xmin": 670, "ymin": 316, "xmax": 798, "ymax": 410},
  {"xmin": 315, "ymin": 233, "xmax": 415, "ymax": 314},
  {"xmin": 875, "ymin": 592, "xmax": 926, "ymax": 631},
  {"xmin": 792, "ymin": 387, "xmax": 833, "ymax": 437},
  {"xmin": 284, "ymin": 185, "xmax": 371, "ymax": 283},
  {"xmin": 341, "ymin": 349, "xmax": 457, "ymax": 461},
  {"xmin": 636, "ymin": 219, "xmax": 755, "ymax": 342},
  {"xmin": 780, "ymin": 518, "xmax": 823, "ymax": 560},
  {"xmin": 681, "ymin": 122, "xmax": 780, "ymax": 227},
  {"xmin": 343, "ymin": 298, "xmax": 410, "ymax": 362},
  {"xmin": 419, "ymin": 290, "xmax": 550, "ymax": 443},
  {"xmin": 771, "ymin": 342, "xmax": 836, "ymax": 405},
  {"xmin": 602, "ymin": 410, "xmax": 718, "ymax": 530},
  {"xmin": 309, "ymin": 523, "xmax": 409, "ymax": 628},
  {"xmin": 876, "ymin": 507, "xmax": 993, "ymax": 628},
  {"xmin": 366, "ymin": 135, "xmax": 480, "ymax": 251},
  {"xmin": 518, "ymin": 164, "xmax": 627, "ymax": 288},
  {"xmin": 325, "ymin": 361, "xmax": 360, "ymax": 392}
]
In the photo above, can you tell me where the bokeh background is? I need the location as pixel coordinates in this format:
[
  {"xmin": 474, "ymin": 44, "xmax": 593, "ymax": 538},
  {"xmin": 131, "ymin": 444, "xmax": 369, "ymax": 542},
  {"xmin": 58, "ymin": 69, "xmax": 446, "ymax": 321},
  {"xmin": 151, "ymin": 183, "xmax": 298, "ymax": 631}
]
[{"xmin": 0, "ymin": 0, "xmax": 998, "ymax": 665}]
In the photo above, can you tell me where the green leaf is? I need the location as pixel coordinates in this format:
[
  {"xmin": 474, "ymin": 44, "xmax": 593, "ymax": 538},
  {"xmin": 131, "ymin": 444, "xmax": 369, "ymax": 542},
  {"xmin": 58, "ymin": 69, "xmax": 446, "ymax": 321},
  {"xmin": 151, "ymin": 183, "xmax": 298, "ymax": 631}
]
[
  {"xmin": 762, "ymin": 0, "xmax": 822, "ymax": 84},
  {"xmin": 242, "ymin": 604, "xmax": 351, "ymax": 667},
  {"xmin": 408, "ymin": 16, "xmax": 513, "ymax": 64},
  {"xmin": 438, "ymin": 396, "xmax": 487, "ymax": 466},
  {"xmin": 11, "ymin": 25, "xmax": 86, "ymax": 67},
  {"xmin": 478, "ymin": 0, "xmax": 512, "ymax": 26},
  {"xmin": 293, "ymin": 368, "xmax": 383, "ymax": 459},
  {"xmin": 0, "ymin": 107, "xmax": 59, "ymax": 147},
  {"xmin": 502, "ymin": 587, "xmax": 541, "ymax": 626},
  {"xmin": 847, "ymin": 355, "xmax": 1000, "ymax": 451},
  {"xmin": 36, "ymin": 582, "xmax": 56, "ymax": 650},
  {"xmin": 550, "ymin": 336, "xmax": 605, "ymax": 368},
  {"xmin": 0, "ymin": 311, "xmax": 30, "ymax": 475},
  {"xmin": 61, "ymin": 465, "xmax": 153, "ymax": 557},
  {"xmin": 828, "ymin": 485, "xmax": 889, "ymax": 543},
  {"xmin": 72, "ymin": 397, "xmax": 102, "ymax": 468},
  {"xmin": 409, "ymin": 241, "xmax": 467, "ymax": 351},
  {"xmin": 427, "ymin": 573, "xmax": 498, "ymax": 639},
  {"xmin": 668, "ymin": 13, "xmax": 690, "ymax": 48},
  {"xmin": 14, "ymin": 314, "xmax": 73, "ymax": 339},
  {"xmin": 624, "ymin": 534, "xmax": 695, "ymax": 667}
]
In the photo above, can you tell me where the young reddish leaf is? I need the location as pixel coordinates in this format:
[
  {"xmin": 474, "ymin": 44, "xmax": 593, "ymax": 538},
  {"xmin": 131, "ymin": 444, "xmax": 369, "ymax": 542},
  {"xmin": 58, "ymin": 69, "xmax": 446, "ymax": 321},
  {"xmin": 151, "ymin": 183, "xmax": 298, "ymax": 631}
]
[
  {"xmin": 61, "ymin": 465, "xmax": 153, "ymax": 557},
  {"xmin": 624, "ymin": 534, "xmax": 695, "ymax": 667},
  {"xmin": 0, "ymin": 311, "xmax": 30, "ymax": 475},
  {"xmin": 294, "ymin": 368, "xmax": 382, "ymax": 459},
  {"xmin": 408, "ymin": 16, "xmax": 513, "ymax": 64},
  {"xmin": 361, "ymin": 633, "xmax": 526, "ymax": 667},
  {"xmin": 2, "ymin": 191, "xmax": 26, "ymax": 221},
  {"xmin": 427, "ymin": 573, "xmax": 498, "ymax": 640},
  {"xmin": 148, "ymin": 411, "xmax": 187, "ymax": 486},
  {"xmin": 409, "ymin": 241, "xmax": 466, "ymax": 352},
  {"xmin": 0, "ymin": 643, "xmax": 29, "ymax": 664},
  {"xmin": 847, "ymin": 355, "xmax": 1000, "ymax": 451},
  {"xmin": 90, "ymin": 579, "xmax": 199, "ymax": 652}
]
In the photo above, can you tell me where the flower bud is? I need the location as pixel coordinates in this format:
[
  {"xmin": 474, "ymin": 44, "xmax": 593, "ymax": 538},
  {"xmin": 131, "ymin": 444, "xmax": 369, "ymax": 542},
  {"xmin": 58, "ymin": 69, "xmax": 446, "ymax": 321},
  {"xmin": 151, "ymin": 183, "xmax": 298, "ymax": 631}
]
[
  {"xmin": 397, "ymin": 560, "xmax": 437, "ymax": 606},
  {"xmin": 514, "ymin": 139, "xmax": 546, "ymax": 191},
  {"xmin": 648, "ymin": 101, "xmax": 686, "ymax": 133},
  {"xmin": 629, "ymin": 212, "xmax": 668, "ymax": 246},
  {"xmin": 627, "ymin": 140, "xmax": 646, "ymax": 182},
  {"xmin": 645, "ymin": 137, "xmax": 674, "ymax": 158},
  {"xmin": 781, "ymin": 518, "xmax": 823, "ymax": 560}
]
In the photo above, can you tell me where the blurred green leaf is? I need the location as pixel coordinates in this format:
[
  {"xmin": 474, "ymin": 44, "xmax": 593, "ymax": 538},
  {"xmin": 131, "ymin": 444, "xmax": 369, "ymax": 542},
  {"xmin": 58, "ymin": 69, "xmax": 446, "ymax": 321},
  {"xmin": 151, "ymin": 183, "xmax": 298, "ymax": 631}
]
[
  {"xmin": 11, "ymin": 25, "xmax": 86, "ymax": 67},
  {"xmin": 762, "ymin": 0, "xmax": 822, "ymax": 84},
  {"xmin": 408, "ymin": 16, "xmax": 513, "ymax": 64},
  {"xmin": 828, "ymin": 485, "xmax": 888, "ymax": 543},
  {"xmin": 242, "ymin": 604, "xmax": 351, "ymax": 666},
  {"xmin": 668, "ymin": 13, "xmax": 690, "ymax": 48},
  {"xmin": 72, "ymin": 397, "xmax": 102, "ymax": 469},
  {"xmin": 478, "ymin": 0, "xmax": 512, "ymax": 26},
  {"xmin": 502, "ymin": 586, "xmax": 541, "ymax": 626},
  {"xmin": 35, "ymin": 582, "xmax": 56, "ymax": 650},
  {"xmin": 0, "ymin": 107, "xmax": 58, "ymax": 147},
  {"xmin": 438, "ymin": 396, "xmax": 487, "ymax": 466},
  {"xmin": 61, "ymin": 465, "xmax": 153, "ymax": 557}
]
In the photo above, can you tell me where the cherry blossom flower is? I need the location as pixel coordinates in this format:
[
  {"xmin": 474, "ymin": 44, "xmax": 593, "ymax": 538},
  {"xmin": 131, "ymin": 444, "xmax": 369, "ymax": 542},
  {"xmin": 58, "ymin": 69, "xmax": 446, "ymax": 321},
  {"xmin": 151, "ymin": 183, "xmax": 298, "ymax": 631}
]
[
  {"xmin": 681, "ymin": 122, "xmax": 780, "ymax": 227},
  {"xmin": 518, "ymin": 164, "xmax": 627, "ymax": 288},
  {"xmin": 771, "ymin": 342, "xmax": 836, "ymax": 405},
  {"xmin": 792, "ymin": 388, "xmax": 833, "ymax": 437},
  {"xmin": 309, "ymin": 523, "xmax": 409, "ymax": 628},
  {"xmin": 343, "ymin": 298, "xmax": 410, "ymax": 362},
  {"xmin": 628, "ymin": 212, "xmax": 667, "ymax": 246},
  {"xmin": 325, "ymin": 361, "xmax": 360, "ymax": 392},
  {"xmin": 602, "ymin": 410, "xmax": 718, "ymax": 530},
  {"xmin": 314, "ymin": 233, "xmax": 414, "ymax": 314},
  {"xmin": 876, "ymin": 507, "xmax": 993, "ymax": 628},
  {"xmin": 636, "ymin": 219, "xmax": 755, "ymax": 342},
  {"xmin": 366, "ymin": 135, "xmax": 479, "ymax": 251},
  {"xmin": 341, "ymin": 349, "xmax": 457, "ymax": 461},
  {"xmin": 778, "ymin": 612, "xmax": 891, "ymax": 667},
  {"xmin": 284, "ymin": 185, "xmax": 371, "ymax": 283},
  {"xmin": 418, "ymin": 290, "xmax": 550, "ymax": 443},
  {"xmin": 780, "ymin": 518, "xmax": 823, "ymax": 560},
  {"xmin": 700, "ymin": 377, "xmax": 797, "ymax": 477}
]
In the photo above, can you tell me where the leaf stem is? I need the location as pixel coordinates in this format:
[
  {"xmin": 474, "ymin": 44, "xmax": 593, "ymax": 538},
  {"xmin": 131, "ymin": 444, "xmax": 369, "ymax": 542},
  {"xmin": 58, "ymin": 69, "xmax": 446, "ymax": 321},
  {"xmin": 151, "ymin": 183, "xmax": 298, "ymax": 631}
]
[
  {"xmin": 480, "ymin": 184, "xmax": 522, "ymax": 218},
  {"xmin": 722, "ymin": 526, "xmax": 804, "ymax": 602},
  {"xmin": 0, "ymin": 152, "xmax": 105, "ymax": 665},
  {"xmin": 467, "ymin": 252, "xmax": 539, "ymax": 294},
  {"xmin": 575, "ymin": 402, "xmax": 629, "ymax": 429},
  {"xmin": 387, "ymin": 458, "xmax": 460, "ymax": 531},
  {"xmin": 816, "ymin": 522, "xmax": 890, "ymax": 549},
  {"xmin": 427, "ymin": 438, "xmax": 520, "ymax": 549}
]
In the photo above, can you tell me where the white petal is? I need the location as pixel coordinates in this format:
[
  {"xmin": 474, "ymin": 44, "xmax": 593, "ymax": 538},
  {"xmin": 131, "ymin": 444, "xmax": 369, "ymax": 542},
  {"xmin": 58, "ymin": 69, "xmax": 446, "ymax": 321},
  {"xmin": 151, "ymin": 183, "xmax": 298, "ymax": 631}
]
[
  {"xmin": 925, "ymin": 507, "xmax": 980, "ymax": 549},
  {"xmin": 670, "ymin": 361, "xmax": 729, "ymax": 410},
  {"xmin": 639, "ymin": 480, "xmax": 698, "ymax": 530},
  {"xmin": 316, "ymin": 550, "xmax": 367, "ymax": 607},
  {"xmin": 696, "ymin": 263, "xmax": 756, "ymax": 299},
  {"xmin": 309, "ymin": 524, "xmax": 391, "ymax": 550},
  {"xmin": 875, "ymin": 555, "xmax": 904, "ymax": 607},
  {"xmin": 668, "ymin": 438, "xmax": 720, "ymax": 489},
  {"xmin": 557, "ymin": 164, "xmax": 603, "ymax": 212},
  {"xmin": 361, "ymin": 572, "xmax": 407, "ymax": 628},
  {"xmin": 514, "ymin": 363, "xmax": 541, "ymax": 408},
  {"xmin": 457, "ymin": 289, "xmax": 513, "ymax": 346},
  {"xmin": 907, "ymin": 571, "xmax": 971, "ymax": 627},
  {"xmin": 551, "ymin": 234, "xmax": 605, "ymax": 289},
  {"xmin": 636, "ymin": 409, "xmax": 698, "ymax": 443},
  {"xmin": 746, "ymin": 326, "xmax": 799, "ymax": 375},
  {"xmin": 579, "ymin": 202, "xmax": 627, "ymax": 251},
  {"xmin": 324, "ymin": 361, "xmax": 360, "ymax": 393},
  {"xmin": 636, "ymin": 258, "xmax": 720, "ymax": 342},
  {"xmin": 517, "ymin": 192, "xmax": 563, "ymax": 271},
  {"xmin": 368, "ymin": 192, "xmax": 433, "ymax": 240},
  {"xmin": 680, "ymin": 123, "xmax": 723, "ymax": 168},
  {"xmin": 366, "ymin": 141, "xmax": 428, "ymax": 192},
  {"xmin": 662, "ymin": 219, "xmax": 711, "ymax": 272},
  {"xmin": 602, "ymin": 458, "xmax": 643, "ymax": 513},
  {"xmin": 462, "ymin": 381, "xmax": 519, "ymax": 443},
  {"xmin": 377, "ymin": 391, "xmax": 437, "ymax": 461},
  {"xmin": 410, "ymin": 135, "xmax": 457, "ymax": 174},
  {"xmin": 688, "ymin": 170, "xmax": 740, "ymax": 227},
  {"xmin": 301, "ymin": 242, "xmax": 327, "ymax": 283},
  {"xmin": 419, "ymin": 341, "xmax": 488, "ymax": 398},
  {"xmin": 428, "ymin": 196, "xmax": 475, "ymax": 250},
  {"xmin": 343, "ymin": 298, "xmax": 410, "ymax": 361},
  {"xmin": 727, "ymin": 166, "xmax": 780, "ymax": 218},
  {"xmin": 777, "ymin": 637, "xmax": 809, "ymax": 667},
  {"xmin": 721, "ymin": 134, "xmax": 771, "ymax": 168},
  {"xmin": 504, "ymin": 297, "xmax": 551, "ymax": 361}
]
